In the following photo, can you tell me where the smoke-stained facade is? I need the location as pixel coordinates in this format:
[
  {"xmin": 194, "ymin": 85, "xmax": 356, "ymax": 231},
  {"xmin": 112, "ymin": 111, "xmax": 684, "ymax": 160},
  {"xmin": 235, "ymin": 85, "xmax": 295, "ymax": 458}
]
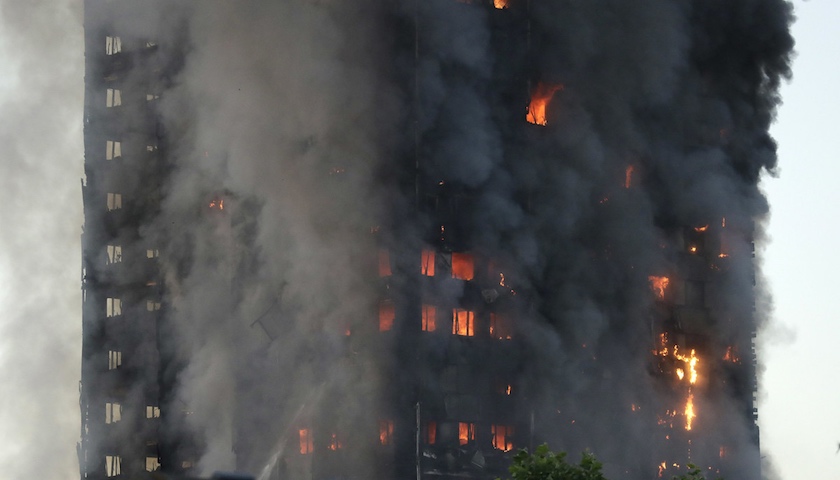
[{"xmin": 78, "ymin": 1, "xmax": 793, "ymax": 480}]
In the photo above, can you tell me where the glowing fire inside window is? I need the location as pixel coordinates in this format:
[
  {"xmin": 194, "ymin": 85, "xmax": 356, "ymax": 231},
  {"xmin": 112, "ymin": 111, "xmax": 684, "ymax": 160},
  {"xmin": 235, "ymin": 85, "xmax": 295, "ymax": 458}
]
[
  {"xmin": 491, "ymin": 425, "xmax": 514, "ymax": 451},
  {"xmin": 625, "ymin": 165, "xmax": 634, "ymax": 188},
  {"xmin": 328, "ymin": 433, "xmax": 343, "ymax": 451},
  {"xmin": 379, "ymin": 249, "xmax": 392, "ymax": 277},
  {"xmin": 421, "ymin": 249, "xmax": 435, "ymax": 276},
  {"xmin": 648, "ymin": 276, "xmax": 669, "ymax": 300},
  {"xmin": 379, "ymin": 301, "xmax": 395, "ymax": 332},
  {"xmin": 426, "ymin": 421, "xmax": 437, "ymax": 444},
  {"xmin": 452, "ymin": 309, "xmax": 475, "ymax": 336},
  {"xmin": 493, "ymin": 0, "xmax": 508, "ymax": 8},
  {"xmin": 458, "ymin": 422, "xmax": 475, "ymax": 445},
  {"xmin": 422, "ymin": 304, "xmax": 436, "ymax": 332},
  {"xmin": 299, "ymin": 428, "xmax": 313, "ymax": 454},
  {"xmin": 451, "ymin": 253, "xmax": 474, "ymax": 280},
  {"xmin": 208, "ymin": 198, "xmax": 224, "ymax": 210},
  {"xmin": 526, "ymin": 83, "xmax": 563, "ymax": 126},
  {"xmin": 379, "ymin": 420, "xmax": 394, "ymax": 445},
  {"xmin": 489, "ymin": 313, "xmax": 512, "ymax": 340}
]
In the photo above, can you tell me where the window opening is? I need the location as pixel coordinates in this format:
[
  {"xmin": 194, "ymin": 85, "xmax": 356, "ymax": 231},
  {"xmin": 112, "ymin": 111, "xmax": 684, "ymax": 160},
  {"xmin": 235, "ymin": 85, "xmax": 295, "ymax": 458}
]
[
  {"xmin": 108, "ymin": 350, "xmax": 122, "ymax": 370},
  {"xmin": 451, "ymin": 253, "xmax": 474, "ymax": 280},
  {"xmin": 421, "ymin": 304, "xmax": 436, "ymax": 332},
  {"xmin": 105, "ymin": 402, "xmax": 122, "ymax": 424},
  {"xmin": 299, "ymin": 428, "xmax": 313, "ymax": 454},
  {"xmin": 105, "ymin": 455, "xmax": 121, "ymax": 477},
  {"xmin": 379, "ymin": 249, "xmax": 392, "ymax": 277},
  {"xmin": 145, "ymin": 405, "xmax": 160, "ymax": 418},
  {"xmin": 458, "ymin": 422, "xmax": 475, "ymax": 445},
  {"xmin": 379, "ymin": 300, "xmax": 395, "ymax": 332},
  {"xmin": 106, "ymin": 245, "xmax": 122, "ymax": 264},
  {"xmin": 379, "ymin": 420, "xmax": 394, "ymax": 445},
  {"xmin": 452, "ymin": 309, "xmax": 474, "ymax": 336},
  {"xmin": 105, "ymin": 36, "xmax": 122, "ymax": 55},
  {"xmin": 105, "ymin": 140, "xmax": 121, "ymax": 160},
  {"xmin": 145, "ymin": 456, "xmax": 161, "ymax": 472},
  {"xmin": 426, "ymin": 421, "xmax": 437, "ymax": 444},
  {"xmin": 491, "ymin": 425, "xmax": 514, "ymax": 451},
  {"xmin": 421, "ymin": 249, "xmax": 435, "ymax": 276},
  {"xmin": 106, "ymin": 88, "xmax": 121, "ymax": 107},
  {"xmin": 106, "ymin": 193, "xmax": 122, "ymax": 211},
  {"xmin": 489, "ymin": 313, "xmax": 513, "ymax": 340},
  {"xmin": 106, "ymin": 298, "xmax": 122, "ymax": 317}
]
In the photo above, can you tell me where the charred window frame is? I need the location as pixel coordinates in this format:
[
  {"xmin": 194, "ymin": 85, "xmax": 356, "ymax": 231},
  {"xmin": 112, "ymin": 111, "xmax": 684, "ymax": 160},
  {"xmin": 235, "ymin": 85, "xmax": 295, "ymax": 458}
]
[
  {"xmin": 105, "ymin": 455, "xmax": 121, "ymax": 477},
  {"xmin": 105, "ymin": 140, "xmax": 121, "ymax": 160},
  {"xmin": 106, "ymin": 193, "xmax": 122, "ymax": 211},
  {"xmin": 108, "ymin": 350, "xmax": 122, "ymax": 370},
  {"xmin": 106, "ymin": 245, "xmax": 122, "ymax": 265},
  {"xmin": 421, "ymin": 304, "xmax": 436, "ymax": 332}
]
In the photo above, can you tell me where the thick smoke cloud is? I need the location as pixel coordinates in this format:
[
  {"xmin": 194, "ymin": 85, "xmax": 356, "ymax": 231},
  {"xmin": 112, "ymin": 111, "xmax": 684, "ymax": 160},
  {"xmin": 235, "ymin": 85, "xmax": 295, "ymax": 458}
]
[
  {"xmin": 0, "ymin": 1, "xmax": 84, "ymax": 479},
  {"xmin": 85, "ymin": 0, "xmax": 793, "ymax": 479}
]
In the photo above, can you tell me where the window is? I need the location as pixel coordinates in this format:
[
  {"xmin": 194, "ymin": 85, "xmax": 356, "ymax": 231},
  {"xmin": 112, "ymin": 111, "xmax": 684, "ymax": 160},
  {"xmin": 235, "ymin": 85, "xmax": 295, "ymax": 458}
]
[
  {"xmin": 105, "ymin": 140, "xmax": 121, "ymax": 160},
  {"xmin": 379, "ymin": 249, "xmax": 392, "ymax": 277},
  {"xmin": 105, "ymin": 455, "xmax": 121, "ymax": 477},
  {"xmin": 105, "ymin": 402, "xmax": 122, "ymax": 424},
  {"xmin": 421, "ymin": 304, "xmax": 436, "ymax": 332},
  {"xmin": 146, "ymin": 144, "xmax": 158, "ymax": 152},
  {"xmin": 145, "ymin": 405, "xmax": 160, "ymax": 419},
  {"xmin": 106, "ymin": 193, "xmax": 122, "ymax": 211},
  {"xmin": 106, "ymin": 88, "xmax": 122, "ymax": 107},
  {"xmin": 146, "ymin": 300, "xmax": 161, "ymax": 312},
  {"xmin": 451, "ymin": 252, "xmax": 474, "ymax": 280},
  {"xmin": 451, "ymin": 309, "xmax": 474, "ymax": 336},
  {"xmin": 489, "ymin": 313, "xmax": 513, "ymax": 340},
  {"xmin": 105, "ymin": 36, "xmax": 122, "ymax": 55},
  {"xmin": 146, "ymin": 93, "xmax": 160, "ymax": 101},
  {"xmin": 379, "ymin": 300, "xmax": 395, "ymax": 332},
  {"xmin": 421, "ymin": 249, "xmax": 435, "ymax": 276},
  {"xmin": 145, "ymin": 456, "xmax": 160, "ymax": 472},
  {"xmin": 299, "ymin": 428, "xmax": 313, "ymax": 454},
  {"xmin": 425, "ymin": 421, "xmax": 437, "ymax": 444},
  {"xmin": 379, "ymin": 420, "xmax": 394, "ymax": 445},
  {"xmin": 146, "ymin": 249, "xmax": 160, "ymax": 259},
  {"xmin": 458, "ymin": 422, "xmax": 475, "ymax": 445},
  {"xmin": 328, "ymin": 433, "xmax": 343, "ymax": 451},
  {"xmin": 108, "ymin": 350, "xmax": 122, "ymax": 370},
  {"xmin": 491, "ymin": 425, "xmax": 514, "ymax": 451},
  {"xmin": 106, "ymin": 298, "xmax": 122, "ymax": 317},
  {"xmin": 106, "ymin": 245, "xmax": 122, "ymax": 264}
]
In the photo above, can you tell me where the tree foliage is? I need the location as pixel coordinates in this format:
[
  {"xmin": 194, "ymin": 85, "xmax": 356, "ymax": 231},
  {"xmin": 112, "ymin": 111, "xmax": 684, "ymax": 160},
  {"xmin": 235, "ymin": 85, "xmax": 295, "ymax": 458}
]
[
  {"xmin": 507, "ymin": 444, "xmax": 607, "ymax": 480},
  {"xmin": 505, "ymin": 444, "xmax": 718, "ymax": 480}
]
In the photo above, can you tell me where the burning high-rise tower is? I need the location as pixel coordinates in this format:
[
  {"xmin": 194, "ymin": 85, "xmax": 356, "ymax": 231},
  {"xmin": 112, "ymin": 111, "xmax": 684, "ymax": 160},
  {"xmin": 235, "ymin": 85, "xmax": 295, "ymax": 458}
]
[{"xmin": 78, "ymin": 1, "xmax": 793, "ymax": 480}]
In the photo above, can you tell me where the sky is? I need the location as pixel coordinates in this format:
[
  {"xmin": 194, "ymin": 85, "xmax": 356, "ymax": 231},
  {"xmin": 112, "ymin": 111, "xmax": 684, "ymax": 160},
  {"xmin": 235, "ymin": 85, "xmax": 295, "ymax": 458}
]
[
  {"xmin": 761, "ymin": 2, "xmax": 840, "ymax": 479},
  {"xmin": 0, "ymin": 0, "xmax": 833, "ymax": 479}
]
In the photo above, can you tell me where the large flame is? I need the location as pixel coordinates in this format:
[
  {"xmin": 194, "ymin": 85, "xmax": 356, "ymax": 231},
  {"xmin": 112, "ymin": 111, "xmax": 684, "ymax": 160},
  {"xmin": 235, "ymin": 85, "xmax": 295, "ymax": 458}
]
[
  {"xmin": 684, "ymin": 392, "xmax": 695, "ymax": 431},
  {"xmin": 493, "ymin": 0, "xmax": 508, "ymax": 8},
  {"xmin": 526, "ymin": 83, "xmax": 563, "ymax": 126},
  {"xmin": 648, "ymin": 276, "xmax": 670, "ymax": 300}
]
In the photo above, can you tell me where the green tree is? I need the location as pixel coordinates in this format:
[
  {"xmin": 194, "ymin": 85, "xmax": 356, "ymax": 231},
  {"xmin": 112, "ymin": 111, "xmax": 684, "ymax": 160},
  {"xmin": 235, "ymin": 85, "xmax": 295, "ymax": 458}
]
[
  {"xmin": 507, "ymin": 444, "xmax": 607, "ymax": 480},
  {"xmin": 505, "ymin": 445, "xmax": 718, "ymax": 480}
]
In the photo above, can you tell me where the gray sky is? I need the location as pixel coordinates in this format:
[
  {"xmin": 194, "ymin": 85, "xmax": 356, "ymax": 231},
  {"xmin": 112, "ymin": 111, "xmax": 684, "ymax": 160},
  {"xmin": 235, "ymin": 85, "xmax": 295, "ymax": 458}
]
[{"xmin": 0, "ymin": 0, "xmax": 828, "ymax": 479}]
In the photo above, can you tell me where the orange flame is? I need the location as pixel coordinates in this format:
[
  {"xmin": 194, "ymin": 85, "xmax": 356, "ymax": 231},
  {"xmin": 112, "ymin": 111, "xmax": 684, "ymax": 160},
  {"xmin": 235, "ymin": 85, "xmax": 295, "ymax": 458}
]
[
  {"xmin": 648, "ymin": 276, "xmax": 670, "ymax": 300},
  {"xmin": 694, "ymin": 225, "xmax": 709, "ymax": 232},
  {"xmin": 493, "ymin": 0, "xmax": 508, "ymax": 8},
  {"xmin": 526, "ymin": 83, "xmax": 563, "ymax": 126},
  {"xmin": 723, "ymin": 346, "xmax": 740, "ymax": 363},
  {"xmin": 209, "ymin": 199, "xmax": 224, "ymax": 210},
  {"xmin": 685, "ymin": 392, "xmax": 695, "ymax": 431},
  {"xmin": 625, "ymin": 165, "xmax": 634, "ymax": 189}
]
